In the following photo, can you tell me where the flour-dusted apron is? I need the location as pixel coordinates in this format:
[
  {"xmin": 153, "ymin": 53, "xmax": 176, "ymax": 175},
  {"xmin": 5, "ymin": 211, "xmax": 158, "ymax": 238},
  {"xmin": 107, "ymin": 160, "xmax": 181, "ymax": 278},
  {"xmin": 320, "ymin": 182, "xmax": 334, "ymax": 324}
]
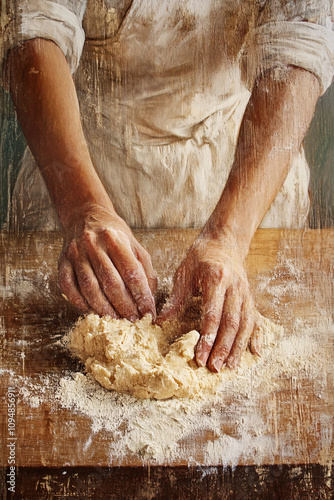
[{"xmin": 9, "ymin": 0, "xmax": 310, "ymax": 230}]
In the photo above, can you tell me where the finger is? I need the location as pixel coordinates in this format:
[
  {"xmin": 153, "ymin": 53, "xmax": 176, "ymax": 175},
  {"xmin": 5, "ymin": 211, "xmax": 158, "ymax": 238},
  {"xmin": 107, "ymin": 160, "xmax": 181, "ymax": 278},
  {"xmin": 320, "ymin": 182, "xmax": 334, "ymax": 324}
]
[
  {"xmin": 105, "ymin": 239, "xmax": 156, "ymax": 320},
  {"xmin": 156, "ymin": 266, "xmax": 190, "ymax": 325},
  {"xmin": 58, "ymin": 258, "xmax": 89, "ymax": 312},
  {"xmin": 226, "ymin": 299, "xmax": 255, "ymax": 369},
  {"xmin": 195, "ymin": 280, "xmax": 226, "ymax": 368},
  {"xmin": 87, "ymin": 247, "xmax": 140, "ymax": 321},
  {"xmin": 249, "ymin": 316, "xmax": 263, "ymax": 357},
  {"xmin": 120, "ymin": 262, "xmax": 156, "ymax": 320},
  {"xmin": 74, "ymin": 258, "xmax": 118, "ymax": 317},
  {"xmin": 134, "ymin": 245, "xmax": 158, "ymax": 295},
  {"xmin": 207, "ymin": 288, "xmax": 242, "ymax": 373}
]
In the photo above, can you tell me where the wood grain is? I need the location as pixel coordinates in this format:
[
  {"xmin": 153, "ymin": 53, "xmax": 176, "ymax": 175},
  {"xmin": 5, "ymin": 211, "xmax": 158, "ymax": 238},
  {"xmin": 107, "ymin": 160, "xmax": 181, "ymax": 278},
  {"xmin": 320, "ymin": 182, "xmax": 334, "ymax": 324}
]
[{"xmin": 0, "ymin": 229, "xmax": 333, "ymax": 469}]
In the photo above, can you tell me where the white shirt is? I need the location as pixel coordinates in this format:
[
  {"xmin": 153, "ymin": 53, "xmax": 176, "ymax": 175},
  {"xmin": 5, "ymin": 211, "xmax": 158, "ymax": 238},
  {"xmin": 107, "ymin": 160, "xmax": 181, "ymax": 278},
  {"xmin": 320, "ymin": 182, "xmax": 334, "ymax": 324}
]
[{"xmin": 1, "ymin": 0, "xmax": 334, "ymax": 230}]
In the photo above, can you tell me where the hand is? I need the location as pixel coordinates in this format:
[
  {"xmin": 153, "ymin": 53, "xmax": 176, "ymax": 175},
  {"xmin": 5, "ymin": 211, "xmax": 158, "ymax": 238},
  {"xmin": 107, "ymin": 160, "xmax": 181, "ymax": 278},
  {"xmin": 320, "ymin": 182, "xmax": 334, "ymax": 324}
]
[
  {"xmin": 58, "ymin": 204, "xmax": 157, "ymax": 320},
  {"xmin": 157, "ymin": 231, "xmax": 261, "ymax": 372}
]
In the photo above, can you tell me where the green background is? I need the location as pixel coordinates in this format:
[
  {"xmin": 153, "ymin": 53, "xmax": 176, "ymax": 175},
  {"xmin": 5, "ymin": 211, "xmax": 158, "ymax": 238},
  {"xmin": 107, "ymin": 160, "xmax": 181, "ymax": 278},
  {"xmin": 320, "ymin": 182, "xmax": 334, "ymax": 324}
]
[{"xmin": 1, "ymin": 83, "xmax": 333, "ymax": 229}]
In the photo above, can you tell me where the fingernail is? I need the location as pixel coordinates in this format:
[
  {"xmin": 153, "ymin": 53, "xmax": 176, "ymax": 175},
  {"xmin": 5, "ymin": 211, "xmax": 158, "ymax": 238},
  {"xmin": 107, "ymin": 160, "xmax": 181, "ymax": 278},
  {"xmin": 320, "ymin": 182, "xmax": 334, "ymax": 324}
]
[
  {"xmin": 129, "ymin": 315, "xmax": 139, "ymax": 323},
  {"xmin": 148, "ymin": 310, "xmax": 157, "ymax": 323},
  {"xmin": 195, "ymin": 347, "xmax": 209, "ymax": 367},
  {"xmin": 210, "ymin": 358, "xmax": 224, "ymax": 373},
  {"xmin": 196, "ymin": 355, "xmax": 206, "ymax": 368},
  {"xmin": 251, "ymin": 343, "xmax": 262, "ymax": 357}
]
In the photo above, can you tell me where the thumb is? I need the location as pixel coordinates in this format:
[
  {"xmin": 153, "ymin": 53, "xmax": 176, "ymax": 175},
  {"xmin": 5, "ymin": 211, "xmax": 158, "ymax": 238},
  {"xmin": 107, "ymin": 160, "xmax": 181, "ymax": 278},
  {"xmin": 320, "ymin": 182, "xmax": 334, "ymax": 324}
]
[{"xmin": 156, "ymin": 267, "xmax": 190, "ymax": 325}]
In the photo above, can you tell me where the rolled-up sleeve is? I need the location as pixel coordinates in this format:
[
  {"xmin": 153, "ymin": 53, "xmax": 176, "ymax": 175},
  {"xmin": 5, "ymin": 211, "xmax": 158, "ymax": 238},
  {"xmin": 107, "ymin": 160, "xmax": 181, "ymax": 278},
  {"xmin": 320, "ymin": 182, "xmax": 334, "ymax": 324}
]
[
  {"xmin": 241, "ymin": 0, "xmax": 334, "ymax": 94},
  {"xmin": 0, "ymin": 0, "xmax": 87, "ymax": 88}
]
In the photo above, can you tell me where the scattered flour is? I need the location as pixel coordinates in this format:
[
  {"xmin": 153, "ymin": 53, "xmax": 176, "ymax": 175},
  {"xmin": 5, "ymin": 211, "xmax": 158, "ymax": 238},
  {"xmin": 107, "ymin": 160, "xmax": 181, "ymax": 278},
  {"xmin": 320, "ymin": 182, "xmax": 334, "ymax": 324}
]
[
  {"xmin": 0, "ymin": 264, "xmax": 53, "ymax": 302},
  {"xmin": 2, "ymin": 249, "xmax": 333, "ymax": 466},
  {"xmin": 8, "ymin": 313, "xmax": 331, "ymax": 466}
]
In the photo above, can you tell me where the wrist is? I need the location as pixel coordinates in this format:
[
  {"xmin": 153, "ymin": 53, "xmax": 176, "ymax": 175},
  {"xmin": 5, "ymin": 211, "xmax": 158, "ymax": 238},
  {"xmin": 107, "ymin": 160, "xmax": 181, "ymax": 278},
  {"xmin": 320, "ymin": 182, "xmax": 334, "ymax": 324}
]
[
  {"xmin": 200, "ymin": 223, "xmax": 252, "ymax": 262},
  {"xmin": 61, "ymin": 199, "xmax": 117, "ymax": 233},
  {"xmin": 52, "ymin": 161, "xmax": 116, "ymax": 231}
]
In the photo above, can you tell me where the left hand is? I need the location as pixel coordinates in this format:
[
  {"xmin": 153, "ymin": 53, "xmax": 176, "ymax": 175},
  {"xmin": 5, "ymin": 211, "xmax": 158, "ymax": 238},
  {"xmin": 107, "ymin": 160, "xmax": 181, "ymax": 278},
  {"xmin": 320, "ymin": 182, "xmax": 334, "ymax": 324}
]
[
  {"xmin": 58, "ymin": 204, "xmax": 157, "ymax": 320},
  {"xmin": 157, "ymin": 232, "xmax": 261, "ymax": 372}
]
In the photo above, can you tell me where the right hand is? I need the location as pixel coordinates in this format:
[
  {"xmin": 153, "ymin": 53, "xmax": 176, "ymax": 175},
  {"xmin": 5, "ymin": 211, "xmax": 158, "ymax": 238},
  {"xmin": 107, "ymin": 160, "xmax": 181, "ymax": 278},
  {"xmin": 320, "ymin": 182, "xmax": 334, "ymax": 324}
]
[
  {"xmin": 157, "ymin": 231, "xmax": 261, "ymax": 372},
  {"xmin": 58, "ymin": 204, "xmax": 157, "ymax": 320}
]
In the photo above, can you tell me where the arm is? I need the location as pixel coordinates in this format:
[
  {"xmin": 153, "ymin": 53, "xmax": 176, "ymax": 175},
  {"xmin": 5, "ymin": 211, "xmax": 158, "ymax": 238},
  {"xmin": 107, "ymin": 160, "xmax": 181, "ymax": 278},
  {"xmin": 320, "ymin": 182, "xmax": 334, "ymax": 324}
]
[
  {"xmin": 205, "ymin": 67, "xmax": 320, "ymax": 253},
  {"xmin": 159, "ymin": 66, "xmax": 320, "ymax": 371},
  {"xmin": 6, "ymin": 38, "xmax": 157, "ymax": 319}
]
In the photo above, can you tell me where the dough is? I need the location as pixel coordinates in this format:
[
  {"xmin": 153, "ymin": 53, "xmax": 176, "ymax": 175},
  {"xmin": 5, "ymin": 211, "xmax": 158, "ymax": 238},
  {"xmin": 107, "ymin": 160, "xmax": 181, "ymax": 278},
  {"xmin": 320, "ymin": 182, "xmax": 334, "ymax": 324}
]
[{"xmin": 70, "ymin": 313, "xmax": 283, "ymax": 400}]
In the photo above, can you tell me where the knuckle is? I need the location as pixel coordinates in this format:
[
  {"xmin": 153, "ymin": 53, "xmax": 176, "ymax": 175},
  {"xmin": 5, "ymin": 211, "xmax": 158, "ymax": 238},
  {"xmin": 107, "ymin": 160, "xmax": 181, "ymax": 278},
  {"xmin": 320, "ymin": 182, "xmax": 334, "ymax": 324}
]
[
  {"xmin": 203, "ymin": 308, "xmax": 221, "ymax": 325},
  {"xmin": 100, "ymin": 271, "xmax": 117, "ymax": 291},
  {"xmin": 102, "ymin": 277, "xmax": 116, "ymax": 293},
  {"xmin": 232, "ymin": 276, "xmax": 242, "ymax": 289},
  {"xmin": 78, "ymin": 272, "xmax": 94, "ymax": 291},
  {"xmin": 216, "ymin": 345, "xmax": 231, "ymax": 359},
  {"xmin": 104, "ymin": 228, "xmax": 128, "ymax": 249},
  {"xmin": 223, "ymin": 312, "xmax": 240, "ymax": 332},
  {"xmin": 66, "ymin": 241, "xmax": 79, "ymax": 260},
  {"xmin": 204, "ymin": 266, "xmax": 224, "ymax": 284},
  {"xmin": 82, "ymin": 229, "xmax": 96, "ymax": 248},
  {"xmin": 124, "ymin": 269, "xmax": 142, "ymax": 286},
  {"xmin": 101, "ymin": 229, "xmax": 118, "ymax": 251},
  {"xmin": 230, "ymin": 275, "xmax": 246, "ymax": 294},
  {"xmin": 98, "ymin": 227, "xmax": 109, "ymax": 238},
  {"xmin": 212, "ymin": 267, "xmax": 224, "ymax": 283},
  {"xmin": 199, "ymin": 332, "xmax": 216, "ymax": 349}
]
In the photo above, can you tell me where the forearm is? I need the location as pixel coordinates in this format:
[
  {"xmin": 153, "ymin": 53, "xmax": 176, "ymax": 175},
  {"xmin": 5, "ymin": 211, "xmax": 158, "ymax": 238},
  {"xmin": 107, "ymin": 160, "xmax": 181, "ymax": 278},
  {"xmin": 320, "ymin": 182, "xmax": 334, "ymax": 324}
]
[
  {"xmin": 203, "ymin": 67, "xmax": 320, "ymax": 258},
  {"xmin": 5, "ymin": 38, "xmax": 157, "ymax": 320},
  {"xmin": 6, "ymin": 38, "xmax": 113, "ymax": 229}
]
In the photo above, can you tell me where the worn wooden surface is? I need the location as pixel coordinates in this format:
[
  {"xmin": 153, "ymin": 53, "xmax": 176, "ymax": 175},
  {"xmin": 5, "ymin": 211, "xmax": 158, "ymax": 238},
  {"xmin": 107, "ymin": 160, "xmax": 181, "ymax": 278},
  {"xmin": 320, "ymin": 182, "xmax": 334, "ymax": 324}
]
[
  {"xmin": 1, "ymin": 464, "xmax": 333, "ymax": 499},
  {"xmin": 0, "ymin": 229, "xmax": 333, "ymax": 476}
]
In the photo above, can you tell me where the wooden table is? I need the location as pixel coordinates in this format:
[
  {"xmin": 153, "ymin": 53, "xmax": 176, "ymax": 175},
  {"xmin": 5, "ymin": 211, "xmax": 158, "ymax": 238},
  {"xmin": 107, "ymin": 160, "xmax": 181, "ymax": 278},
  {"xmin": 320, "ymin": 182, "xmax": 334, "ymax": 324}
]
[{"xmin": 0, "ymin": 229, "xmax": 333, "ymax": 498}]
